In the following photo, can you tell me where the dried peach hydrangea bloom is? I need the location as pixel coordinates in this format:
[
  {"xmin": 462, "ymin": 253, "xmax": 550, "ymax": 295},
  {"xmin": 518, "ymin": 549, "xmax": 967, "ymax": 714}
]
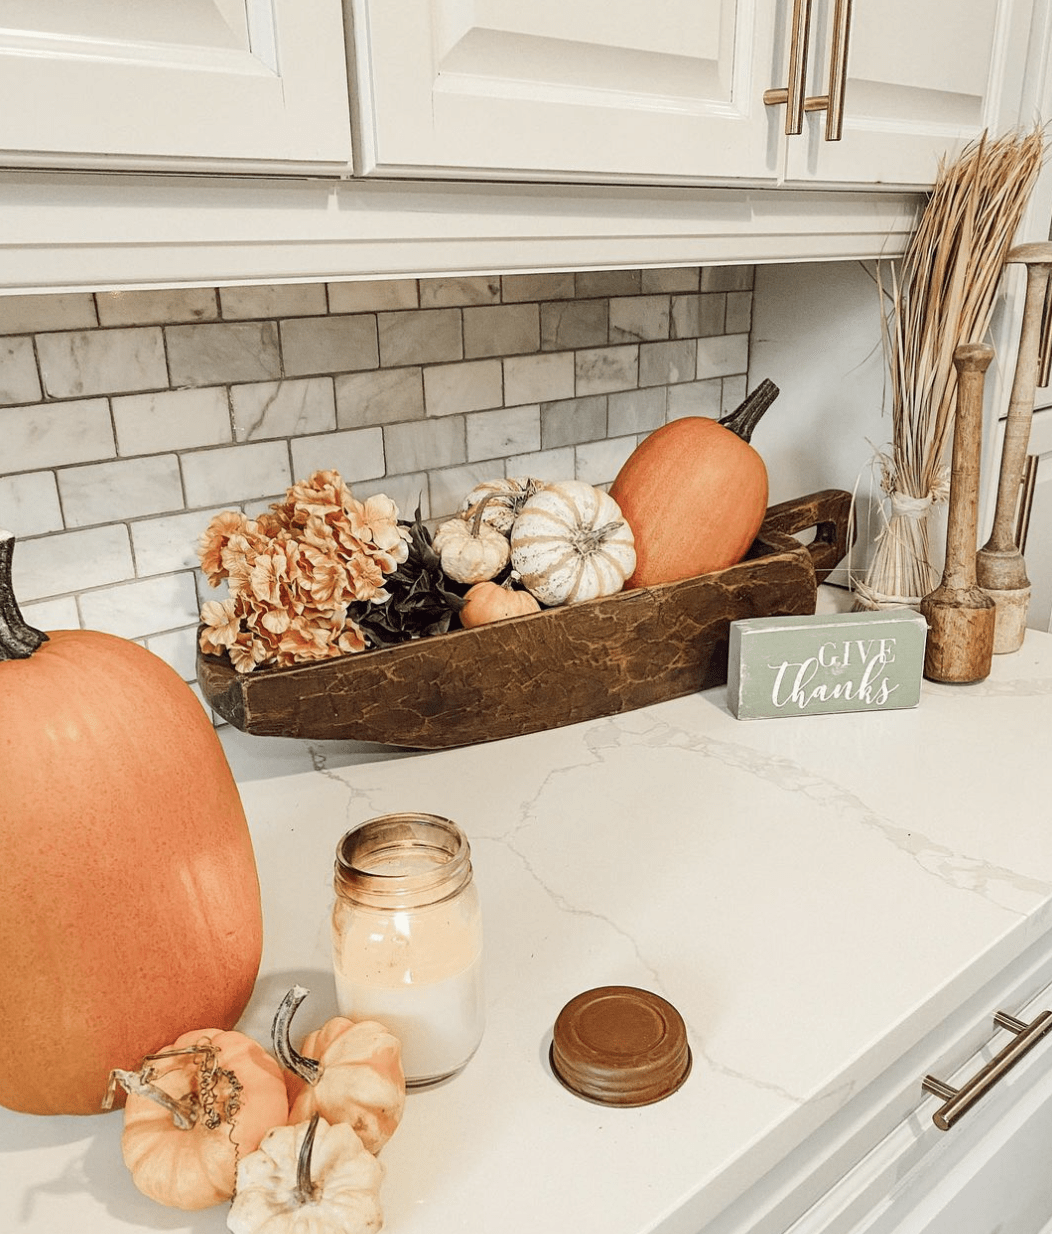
[{"xmin": 197, "ymin": 469, "xmax": 410, "ymax": 672}]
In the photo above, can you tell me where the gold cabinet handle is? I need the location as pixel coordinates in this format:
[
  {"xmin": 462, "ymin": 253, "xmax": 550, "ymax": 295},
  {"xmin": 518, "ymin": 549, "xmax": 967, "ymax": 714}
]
[
  {"xmin": 802, "ymin": 0, "xmax": 853, "ymax": 140},
  {"xmin": 922, "ymin": 1009, "xmax": 1052, "ymax": 1130},
  {"xmin": 1039, "ymin": 278, "xmax": 1052, "ymax": 389},
  {"xmin": 763, "ymin": 0, "xmax": 813, "ymax": 136}
]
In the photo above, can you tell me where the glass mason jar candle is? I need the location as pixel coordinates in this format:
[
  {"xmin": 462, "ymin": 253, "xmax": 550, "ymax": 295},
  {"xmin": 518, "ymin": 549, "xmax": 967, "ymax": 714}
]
[{"xmin": 331, "ymin": 813, "xmax": 484, "ymax": 1086}]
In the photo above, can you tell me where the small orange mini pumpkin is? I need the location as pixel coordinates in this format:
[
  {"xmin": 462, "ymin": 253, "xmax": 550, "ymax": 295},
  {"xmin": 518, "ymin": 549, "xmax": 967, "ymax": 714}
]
[
  {"xmin": 460, "ymin": 580, "xmax": 542, "ymax": 628},
  {"xmin": 273, "ymin": 986, "xmax": 405, "ymax": 1155},
  {"xmin": 106, "ymin": 1028, "xmax": 289, "ymax": 1211}
]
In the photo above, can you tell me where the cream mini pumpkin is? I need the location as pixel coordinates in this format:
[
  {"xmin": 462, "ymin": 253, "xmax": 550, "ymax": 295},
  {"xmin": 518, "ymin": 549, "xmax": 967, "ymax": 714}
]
[
  {"xmin": 227, "ymin": 1114, "xmax": 384, "ymax": 1234},
  {"xmin": 510, "ymin": 480, "xmax": 636, "ymax": 606},
  {"xmin": 460, "ymin": 476, "xmax": 545, "ymax": 535},
  {"xmin": 432, "ymin": 510, "xmax": 511, "ymax": 584}
]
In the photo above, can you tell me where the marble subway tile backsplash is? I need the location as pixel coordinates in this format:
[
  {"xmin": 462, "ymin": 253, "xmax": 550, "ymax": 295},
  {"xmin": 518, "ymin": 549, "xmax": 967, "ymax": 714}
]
[{"xmin": 0, "ymin": 266, "xmax": 753, "ymax": 697}]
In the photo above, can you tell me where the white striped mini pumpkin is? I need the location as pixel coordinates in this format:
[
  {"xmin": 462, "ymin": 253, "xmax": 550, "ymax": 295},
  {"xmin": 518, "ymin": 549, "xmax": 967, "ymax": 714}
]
[
  {"xmin": 460, "ymin": 476, "xmax": 545, "ymax": 535},
  {"xmin": 510, "ymin": 480, "xmax": 636, "ymax": 606}
]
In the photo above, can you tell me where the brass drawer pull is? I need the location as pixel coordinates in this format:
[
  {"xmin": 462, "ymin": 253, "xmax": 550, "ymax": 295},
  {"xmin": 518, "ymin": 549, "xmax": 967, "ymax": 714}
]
[{"xmin": 922, "ymin": 1010, "xmax": 1052, "ymax": 1130}]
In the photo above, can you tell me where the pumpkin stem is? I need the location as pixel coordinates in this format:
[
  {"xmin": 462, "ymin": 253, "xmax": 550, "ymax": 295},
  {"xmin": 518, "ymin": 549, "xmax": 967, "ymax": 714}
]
[
  {"xmin": 718, "ymin": 378, "xmax": 780, "ymax": 444},
  {"xmin": 465, "ymin": 480, "xmax": 543, "ymax": 536},
  {"xmin": 467, "ymin": 493, "xmax": 504, "ymax": 538},
  {"xmin": 272, "ymin": 985, "xmax": 323, "ymax": 1086},
  {"xmin": 104, "ymin": 1067, "xmax": 198, "ymax": 1130},
  {"xmin": 0, "ymin": 530, "xmax": 48, "ymax": 661},
  {"xmin": 575, "ymin": 519, "xmax": 626, "ymax": 555},
  {"xmin": 294, "ymin": 1113, "xmax": 322, "ymax": 1205}
]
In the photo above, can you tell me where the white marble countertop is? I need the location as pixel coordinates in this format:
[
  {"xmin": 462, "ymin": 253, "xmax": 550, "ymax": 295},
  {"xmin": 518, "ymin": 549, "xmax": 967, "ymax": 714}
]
[{"xmin": 6, "ymin": 628, "xmax": 1052, "ymax": 1234}]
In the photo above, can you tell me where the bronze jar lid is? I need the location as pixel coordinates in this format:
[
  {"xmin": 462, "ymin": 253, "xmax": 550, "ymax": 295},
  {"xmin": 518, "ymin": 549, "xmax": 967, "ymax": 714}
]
[{"xmin": 550, "ymin": 985, "xmax": 691, "ymax": 1106}]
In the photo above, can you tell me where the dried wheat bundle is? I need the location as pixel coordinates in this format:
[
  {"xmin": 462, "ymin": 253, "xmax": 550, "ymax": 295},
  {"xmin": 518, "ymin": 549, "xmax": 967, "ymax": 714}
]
[{"xmin": 854, "ymin": 126, "xmax": 1045, "ymax": 610}]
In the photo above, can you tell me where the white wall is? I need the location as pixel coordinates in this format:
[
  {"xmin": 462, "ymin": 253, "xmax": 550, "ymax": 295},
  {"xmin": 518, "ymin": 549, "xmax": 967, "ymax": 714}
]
[{"xmin": 749, "ymin": 261, "xmax": 892, "ymax": 589}]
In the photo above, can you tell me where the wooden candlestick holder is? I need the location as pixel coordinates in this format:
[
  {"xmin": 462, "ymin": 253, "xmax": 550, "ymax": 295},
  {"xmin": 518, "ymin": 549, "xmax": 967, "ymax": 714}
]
[
  {"xmin": 920, "ymin": 344, "xmax": 996, "ymax": 683},
  {"xmin": 976, "ymin": 242, "xmax": 1052, "ymax": 651}
]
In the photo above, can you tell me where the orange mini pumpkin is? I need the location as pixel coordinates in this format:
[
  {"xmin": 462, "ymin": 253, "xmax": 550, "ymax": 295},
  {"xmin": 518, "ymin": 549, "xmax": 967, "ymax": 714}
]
[
  {"xmin": 0, "ymin": 531, "xmax": 263, "ymax": 1115},
  {"xmin": 459, "ymin": 580, "xmax": 541, "ymax": 628},
  {"xmin": 108, "ymin": 1028, "xmax": 289, "ymax": 1210},
  {"xmin": 273, "ymin": 986, "xmax": 405, "ymax": 1155}
]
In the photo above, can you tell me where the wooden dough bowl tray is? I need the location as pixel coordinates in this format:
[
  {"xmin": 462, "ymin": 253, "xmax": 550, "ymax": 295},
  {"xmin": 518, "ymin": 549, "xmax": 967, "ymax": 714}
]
[{"xmin": 197, "ymin": 489, "xmax": 852, "ymax": 749}]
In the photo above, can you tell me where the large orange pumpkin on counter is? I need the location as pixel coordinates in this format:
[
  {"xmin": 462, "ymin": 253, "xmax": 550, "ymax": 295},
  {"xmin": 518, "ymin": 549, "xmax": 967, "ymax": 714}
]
[
  {"xmin": 609, "ymin": 382, "xmax": 776, "ymax": 589},
  {"xmin": 0, "ymin": 531, "xmax": 263, "ymax": 1115}
]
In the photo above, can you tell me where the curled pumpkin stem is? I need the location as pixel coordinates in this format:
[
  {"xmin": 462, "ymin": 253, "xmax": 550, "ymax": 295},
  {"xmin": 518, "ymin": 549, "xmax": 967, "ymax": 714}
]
[
  {"xmin": 272, "ymin": 985, "xmax": 323, "ymax": 1086},
  {"xmin": 294, "ymin": 1113, "xmax": 322, "ymax": 1205},
  {"xmin": 103, "ymin": 1043, "xmax": 242, "ymax": 1133},
  {"xmin": 104, "ymin": 1067, "xmax": 198, "ymax": 1130}
]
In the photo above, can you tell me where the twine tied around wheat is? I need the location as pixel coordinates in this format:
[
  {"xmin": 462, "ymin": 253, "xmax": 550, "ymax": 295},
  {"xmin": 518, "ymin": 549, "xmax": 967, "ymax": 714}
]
[{"xmin": 852, "ymin": 126, "xmax": 1045, "ymax": 612}]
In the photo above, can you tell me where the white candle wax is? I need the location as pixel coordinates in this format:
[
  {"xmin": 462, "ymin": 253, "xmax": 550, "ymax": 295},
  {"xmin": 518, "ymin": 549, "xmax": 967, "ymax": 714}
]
[{"xmin": 334, "ymin": 953, "xmax": 484, "ymax": 1083}]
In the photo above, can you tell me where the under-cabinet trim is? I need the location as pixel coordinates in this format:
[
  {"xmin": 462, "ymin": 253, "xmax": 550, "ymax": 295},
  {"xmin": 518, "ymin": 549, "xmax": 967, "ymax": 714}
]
[{"xmin": 0, "ymin": 171, "xmax": 923, "ymax": 295}]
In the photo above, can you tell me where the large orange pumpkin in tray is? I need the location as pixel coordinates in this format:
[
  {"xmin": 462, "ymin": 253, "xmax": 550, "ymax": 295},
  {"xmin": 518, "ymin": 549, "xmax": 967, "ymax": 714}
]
[
  {"xmin": 609, "ymin": 381, "xmax": 776, "ymax": 590},
  {"xmin": 0, "ymin": 531, "xmax": 263, "ymax": 1115}
]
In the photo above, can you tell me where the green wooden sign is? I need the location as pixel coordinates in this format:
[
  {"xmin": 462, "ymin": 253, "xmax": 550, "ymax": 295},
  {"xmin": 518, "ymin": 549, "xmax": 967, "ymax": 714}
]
[{"xmin": 727, "ymin": 609, "xmax": 928, "ymax": 720}]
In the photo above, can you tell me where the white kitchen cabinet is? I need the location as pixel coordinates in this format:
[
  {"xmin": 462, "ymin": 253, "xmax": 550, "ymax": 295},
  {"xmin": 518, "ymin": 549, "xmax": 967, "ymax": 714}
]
[
  {"xmin": 350, "ymin": 0, "xmax": 780, "ymax": 185},
  {"xmin": 695, "ymin": 928, "xmax": 1052, "ymax": 1234},
  {"xmin": 350, "ymin": 0, "xmax": 1040, "ymax": 190},
  {"xmin": 0, "ymin": 0, "xmax": 1037, "ymax": 187},
  {"xmin": 0, "ymin": 0, "xmax": 1044, "ymax": 293},
  {"xmin": 782, "ymin": 0, "xmax": 1038, "ymax": 187},
  {"xmin": 0, "ymin": 0, "xmax": 352, "ymax": 172}
]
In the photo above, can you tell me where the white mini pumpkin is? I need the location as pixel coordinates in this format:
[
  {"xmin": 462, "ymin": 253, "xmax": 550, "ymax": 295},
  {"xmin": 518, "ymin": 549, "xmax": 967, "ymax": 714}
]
[
  {"xmin": 510, "ymin": 480, "xmax": 636, "ymax": 606},
  {"xmin": 460, "ymin": 477, "xmax": 545, "ymax": 535},
  {"xmin": 432, "ymin": 514, "xmax": 510, "ymax": 584},
  {"xmin": 227, "ymin": 1115, "xmax": 383, "ymax": 1234}
]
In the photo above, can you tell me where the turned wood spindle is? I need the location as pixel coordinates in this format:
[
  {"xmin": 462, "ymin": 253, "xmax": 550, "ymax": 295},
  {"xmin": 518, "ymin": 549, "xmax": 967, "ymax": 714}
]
[
  {"xmin": 920, "ymin": 344, "xmax": 996, "ymax": 683},
  {"xmin": 975, "ymin": 243, "xmax": 1052, "ymax": 651}
]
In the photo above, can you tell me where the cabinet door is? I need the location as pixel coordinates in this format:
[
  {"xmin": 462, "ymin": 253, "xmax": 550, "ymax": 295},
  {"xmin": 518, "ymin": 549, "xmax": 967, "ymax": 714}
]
[
  {"xmin": 351, "ymin": 0, "xmax": 780, "ymax": 184},
  {"xmin": 783, "ymin": 0, "xmax": 1033, "ymax": 188},
  {"xmin": 0, "ymin": 0, "xmax": 352, "ymax": 172}
]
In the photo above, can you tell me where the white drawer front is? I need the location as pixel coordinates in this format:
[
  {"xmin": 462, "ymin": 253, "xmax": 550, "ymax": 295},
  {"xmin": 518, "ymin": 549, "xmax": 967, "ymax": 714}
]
[{"xmin": 791, "ymin": 984, "xmax": 1052, "ymax": 1234}]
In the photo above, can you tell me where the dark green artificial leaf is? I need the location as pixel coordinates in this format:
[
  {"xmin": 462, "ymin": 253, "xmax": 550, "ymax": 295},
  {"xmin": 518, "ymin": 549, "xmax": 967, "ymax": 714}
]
[{"xmin": 351, "ymin": 509, "xmax": 467, "ymax": 648}]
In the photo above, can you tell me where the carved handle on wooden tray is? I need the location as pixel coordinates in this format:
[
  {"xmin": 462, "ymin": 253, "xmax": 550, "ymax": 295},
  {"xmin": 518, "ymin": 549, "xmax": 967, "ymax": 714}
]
[{"xmin": 758, "ymin": 489, "xmax": 854, "ymax": 582}]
